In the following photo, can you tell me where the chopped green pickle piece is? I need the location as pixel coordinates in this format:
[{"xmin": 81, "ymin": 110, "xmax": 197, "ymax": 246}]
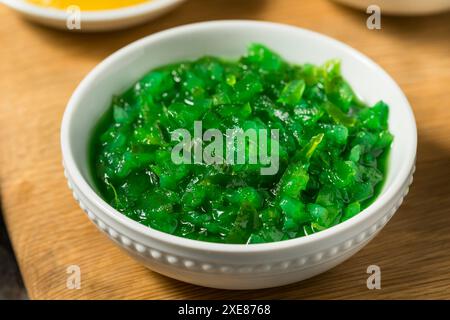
[{"xmin": 90, "ymin": 44, "xmax": 392, "ymax": 244}]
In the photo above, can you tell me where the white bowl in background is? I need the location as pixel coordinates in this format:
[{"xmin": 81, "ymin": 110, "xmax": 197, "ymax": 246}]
[
  {"xmin": 2, "ymin": 0, "xmax": 186, "ymax": 31},
  {"xmin": 331, "ymin": 0, "xmax": 450, "ymax": 15},
  {"xmin": 61, "ymin": 20, "xmax": 417, "ymax": 290}
]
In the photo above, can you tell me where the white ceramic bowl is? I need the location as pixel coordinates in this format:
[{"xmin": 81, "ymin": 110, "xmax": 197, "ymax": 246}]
[
  {"xmin": 61, "ymin": 20, "xmax": 417, "ymax": 290},
  {"xmin": 2, "ymin": 0, "xmax": 186, "ymax": 31},
  {"xmin": 331, "ymin": 0, "xmax": 450, "ymax": 15}
]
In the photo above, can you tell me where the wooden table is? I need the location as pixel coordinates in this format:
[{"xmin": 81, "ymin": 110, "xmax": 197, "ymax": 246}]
[{"xmin": 1, "ymin": 0, "xmax": 449, "ymax": 300}]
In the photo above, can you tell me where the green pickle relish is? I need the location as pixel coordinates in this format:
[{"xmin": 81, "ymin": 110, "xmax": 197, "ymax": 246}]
[{"xmin": 90, "ymin": 44, "xmax": 393, "ymax": 244}]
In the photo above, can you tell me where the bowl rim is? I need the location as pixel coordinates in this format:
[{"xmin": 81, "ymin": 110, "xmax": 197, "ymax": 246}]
[
  {"xmin": 2, "ymin": 0, "xmax": 186, "ymax": 22},
  {"xmin": 61, "ymin": 20, "xmax": 417, "ymax": 254}
]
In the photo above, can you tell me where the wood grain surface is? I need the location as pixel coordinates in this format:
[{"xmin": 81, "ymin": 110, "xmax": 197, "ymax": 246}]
[{"xmin": 1, "ymin": 0, "xmax": 449, "ymax": 300}]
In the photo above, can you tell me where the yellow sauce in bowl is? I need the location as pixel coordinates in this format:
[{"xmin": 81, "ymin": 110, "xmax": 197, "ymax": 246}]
[{"xmin": 27, "ymin": 0, "xmax": 150, "ymax": 11}]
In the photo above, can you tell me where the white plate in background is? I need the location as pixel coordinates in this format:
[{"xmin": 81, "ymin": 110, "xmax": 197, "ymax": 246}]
[
  {"xmin": 2, "ymin": 0, "xmax": 186, "ymax": 32},
  {"xmin": 331, "ymin": 0, "xmax": 450, "ymax": 15}
]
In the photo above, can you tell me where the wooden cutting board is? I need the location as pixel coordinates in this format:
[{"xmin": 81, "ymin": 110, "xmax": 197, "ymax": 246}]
[{"xmin": 1, "ymin": 0, "xmax": 449, "ymax": 300}]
